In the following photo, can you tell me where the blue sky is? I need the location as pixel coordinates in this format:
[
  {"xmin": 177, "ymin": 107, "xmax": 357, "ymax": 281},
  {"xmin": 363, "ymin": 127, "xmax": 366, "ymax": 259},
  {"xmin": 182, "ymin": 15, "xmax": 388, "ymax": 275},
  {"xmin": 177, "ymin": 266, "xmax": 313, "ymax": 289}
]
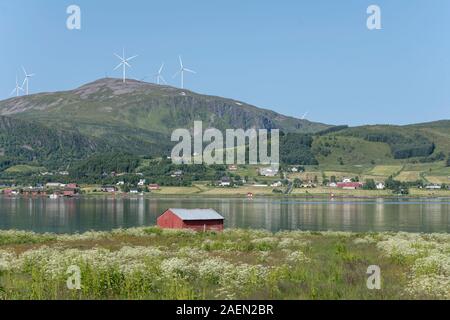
[{"xmin": 0, "ymin": 0, "xmax": 449, "ymax": 126}]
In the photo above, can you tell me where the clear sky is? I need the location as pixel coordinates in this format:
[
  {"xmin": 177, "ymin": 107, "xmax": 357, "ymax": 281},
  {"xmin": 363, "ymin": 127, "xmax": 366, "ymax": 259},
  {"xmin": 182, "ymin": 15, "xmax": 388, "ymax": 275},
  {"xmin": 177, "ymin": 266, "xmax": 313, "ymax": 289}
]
[{"xmin": 0, "ymin": 0, "xmax": 449, "ymax": 126}]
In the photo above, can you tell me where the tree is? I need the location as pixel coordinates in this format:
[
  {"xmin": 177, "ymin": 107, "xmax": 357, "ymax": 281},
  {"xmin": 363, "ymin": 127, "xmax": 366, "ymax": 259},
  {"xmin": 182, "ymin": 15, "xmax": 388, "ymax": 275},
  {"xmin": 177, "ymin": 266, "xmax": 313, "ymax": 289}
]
[
  {"xmin": 446, "ymin": 155, "xmax": 450, "ymax": 167},
  {"xmin": 293, "ymin": 178, "xmax": 302, "ymax": 188},
  {"xmin": 364, "ymin": 179, "xmax": 376, "ymax": 190}
]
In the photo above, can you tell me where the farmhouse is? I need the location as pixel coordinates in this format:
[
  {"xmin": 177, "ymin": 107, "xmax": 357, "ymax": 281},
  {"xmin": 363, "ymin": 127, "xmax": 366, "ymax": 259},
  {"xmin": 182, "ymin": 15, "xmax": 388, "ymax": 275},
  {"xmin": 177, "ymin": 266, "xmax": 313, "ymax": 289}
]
[
  {"xmin": 219, "ymin": 177, "xmax": 232, "ymax": 187},
  {"xmin": 157, "ymin": 208, "xmax": 224, "ymax": 232},
  {"xmin": 271, "ymin": 181, "xmax": 283, "ymax": 187},
  {"xmin": 259, "ymin": 167, "xmax": 278, "ymax": 177},
  {"xmin": 328, "ymin": 182, "xmax": 338, "ymax": 188},
  {"xmin": 337, "ymin": 182, "xmax": 364, "ymax": 190},
  {"xmin": 101, "ymin": 186, "xmax": 117, "ymax": 193},
  {"xmin": 148, "ymin": 184, "xmax": 160, "ymax": 190},
  {"xmin": 376, "ymin": 182, "xmax": 386, "ymax": 190}
]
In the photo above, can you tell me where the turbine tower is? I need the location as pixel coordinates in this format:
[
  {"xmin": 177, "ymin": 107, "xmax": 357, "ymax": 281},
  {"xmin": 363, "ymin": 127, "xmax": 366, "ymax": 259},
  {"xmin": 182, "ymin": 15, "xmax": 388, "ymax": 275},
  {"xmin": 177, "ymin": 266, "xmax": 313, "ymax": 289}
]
[
  {"xmin": 10, "ymin": 76, "xmax": 23, "ymax": 97},
  {"xmin": 155, "ymin": 63, "xmax": 166, "ymax": 85},
  {"xmin": 173, "ymin": 56, "xmax": 196, "ymax": 89},
  {"xmin": 114, "ymin": 48, "xmax": 138, "ymax": 83},
  {"xmin": 21, "ymin": 67, "xmax": 35, "ymax": 95}
]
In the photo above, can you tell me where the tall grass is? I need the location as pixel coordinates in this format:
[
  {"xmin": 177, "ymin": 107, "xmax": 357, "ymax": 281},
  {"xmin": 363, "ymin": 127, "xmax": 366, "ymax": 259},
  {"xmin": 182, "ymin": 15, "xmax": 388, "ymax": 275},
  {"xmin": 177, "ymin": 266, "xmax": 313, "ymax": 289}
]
[{"xmin": 0, "ymin": 228, "xmax": 448, "ymax": 300}]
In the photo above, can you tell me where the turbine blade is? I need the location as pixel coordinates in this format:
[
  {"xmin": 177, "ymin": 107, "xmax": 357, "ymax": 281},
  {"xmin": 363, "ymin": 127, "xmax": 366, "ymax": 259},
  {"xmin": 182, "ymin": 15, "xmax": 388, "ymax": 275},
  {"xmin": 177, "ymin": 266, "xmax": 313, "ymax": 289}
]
[
  {"xmin": 10, "ymin": 88, "xmax": 16, "ymax": 96},
  {"xmin": 113, "ymin": 63, "xmax": 123, "ymax": 70},
  {"xmin": 21, "ymin": 78, "xmax": 27, "ymax": 88},
  {"xmin": 160, "ymin": 75, "xmax": 167, "ymax": 84},
  {"xmin": 173, "ymin": 70, "xmax": 181, "ymax": 78},
  {"xmin": 22, "ymin": 66, "xmax": 27, "ymax": 75},
  {"xmin": 159, "ymin": 63, "xmax": 164, "ymax": 74},
  {"xmin": 179, "ymin": 56, "xmax": 183, "ymax": 68},
  {"xmin": 114, "ymin": 53, "xmax": 123, "ymax": 60},
  {"xmin": 126, "ymin": 55, "xmax": 138, "ymax": 62},
  {"xmin": 124, "ymin": 61, "xmax": 131, "ymax": 68},
  {"xmin": 184, "ymin": 68, "xmax": 196, "ymax": 74}
]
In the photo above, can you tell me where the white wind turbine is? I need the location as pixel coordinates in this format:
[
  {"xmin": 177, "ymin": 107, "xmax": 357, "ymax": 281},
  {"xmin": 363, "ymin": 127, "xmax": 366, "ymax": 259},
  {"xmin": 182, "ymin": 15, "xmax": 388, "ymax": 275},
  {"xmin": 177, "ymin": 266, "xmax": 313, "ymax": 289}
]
[
  {"xmin": 113, "ymin": 48, "xmax": 138, "ymax": 83},
  {"xmin": 155, "ymin": 63, "xmax": 166, "ymax": 85},
  {"xmin": 10, "ymin": 75, "xmax": 24, "ymax": 97},
  {"xmin": 301, "ymin": 111, "xmax": 309, "ymax": 120},
  {"xmin": 21, "ymin": 66, "xmax": 35, "ymax": 95},
  {"xmin": 173, "ymin": 56, "xmax": 196, "ymax": 89}
]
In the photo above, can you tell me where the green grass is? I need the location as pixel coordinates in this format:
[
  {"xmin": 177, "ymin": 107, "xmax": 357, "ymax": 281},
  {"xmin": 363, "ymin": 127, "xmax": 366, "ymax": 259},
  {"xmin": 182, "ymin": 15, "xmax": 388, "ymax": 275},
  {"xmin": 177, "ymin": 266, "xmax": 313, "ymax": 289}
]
[
  {"xmin": 1, "ymin": 228, "xmax": 448, "ymax": 300},
  {"xmin": 5, "ymin": 165, "xmax": 46, "ymax": 174}
]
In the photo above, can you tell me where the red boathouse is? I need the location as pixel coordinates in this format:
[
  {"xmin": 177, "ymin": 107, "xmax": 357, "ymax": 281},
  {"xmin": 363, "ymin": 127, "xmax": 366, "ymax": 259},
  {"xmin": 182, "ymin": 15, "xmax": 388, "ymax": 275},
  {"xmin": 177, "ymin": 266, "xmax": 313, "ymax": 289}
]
[{"xmin": 157, "ymin": 208, "xmax": 225, "ymax": 232}]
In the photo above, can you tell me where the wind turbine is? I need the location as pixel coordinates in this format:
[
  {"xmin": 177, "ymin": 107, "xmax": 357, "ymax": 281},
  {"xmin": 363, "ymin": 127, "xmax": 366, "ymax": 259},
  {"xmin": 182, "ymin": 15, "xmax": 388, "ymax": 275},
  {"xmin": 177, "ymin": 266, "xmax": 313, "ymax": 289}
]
[
  {"xmin": 155, "ymin": 63, "xmax": 166, "ymax": 85},
  {"xmin": 301, "ymin": 112, "xmax": 309, "ymax": 120},
  {"xmin": 21, "ymin": 66, "xmax": 35, "ymax": 95},
  {"xmin": 113, "ymin": 48, "xmax": 138, "ymax": 83},
  {"xmin": 10, "ymin": 75, "xmax": 24, "ymax": 97},
  {"xmin": 173, "ymin": 56, "xmax": 196, "ymax": 89}
]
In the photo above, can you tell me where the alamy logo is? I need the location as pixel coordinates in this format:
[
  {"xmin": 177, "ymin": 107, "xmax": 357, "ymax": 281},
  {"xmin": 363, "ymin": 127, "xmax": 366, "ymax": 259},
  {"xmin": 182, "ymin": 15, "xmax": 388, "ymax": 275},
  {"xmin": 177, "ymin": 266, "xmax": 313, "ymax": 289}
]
[
  {"xmin": 171, "ymin": 121, "xmax": 279, "ymax": 169},
  {"xmin": 66, "ymin": 265, "xmax": 81, "ymax": 290},
  {"xmin": 66, "ymin": 5, "xmax": 81, "ymax": 30},
  {"xmin": 366, "ymin": 265, "xmax": 381, "ymax": 290},
  {"xmin": 367, "ymin": 5, "xmax": 382, "ymax": 30}
]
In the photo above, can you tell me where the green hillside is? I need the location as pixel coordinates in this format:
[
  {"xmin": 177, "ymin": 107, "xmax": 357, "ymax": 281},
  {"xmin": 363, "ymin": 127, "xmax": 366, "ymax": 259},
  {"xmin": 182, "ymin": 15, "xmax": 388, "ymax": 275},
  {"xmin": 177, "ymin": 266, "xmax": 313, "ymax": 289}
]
[
  {"xmin": 0, "ymin": 78, "xmax": 330, "ymax": 156},
  {"xmin": 313, "ymin": 124, "xmax": 450, "ymax": 166},
  {"xmin": 0, "ymin": 116, "xmax": 110, "ymax": 171},
  {"xmin": 0, "ymin": 78, "xmax": 448, "ymax": 179}
]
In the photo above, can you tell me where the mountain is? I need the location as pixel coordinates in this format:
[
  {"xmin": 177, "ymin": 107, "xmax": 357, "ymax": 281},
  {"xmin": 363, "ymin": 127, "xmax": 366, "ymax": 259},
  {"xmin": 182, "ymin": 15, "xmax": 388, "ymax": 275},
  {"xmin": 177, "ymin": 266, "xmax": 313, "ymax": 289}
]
[
  {"xmin": 0, "ymin": 116, "xmax": 110, "ymax": 170},
  {"xmin": 0, "ymin": 78, "xmax": 331, "ymax": 156},
  {"xmin": 0, "ymin": 78, "xmax": 448, "ymax": 171}
]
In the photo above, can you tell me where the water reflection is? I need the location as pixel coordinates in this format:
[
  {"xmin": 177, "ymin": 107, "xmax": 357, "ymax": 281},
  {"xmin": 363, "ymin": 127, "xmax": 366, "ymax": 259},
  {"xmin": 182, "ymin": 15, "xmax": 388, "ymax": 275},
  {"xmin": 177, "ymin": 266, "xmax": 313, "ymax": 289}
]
[{"xmin": 0, "ymin": 196, "xmax": 448, "ymax": 234}]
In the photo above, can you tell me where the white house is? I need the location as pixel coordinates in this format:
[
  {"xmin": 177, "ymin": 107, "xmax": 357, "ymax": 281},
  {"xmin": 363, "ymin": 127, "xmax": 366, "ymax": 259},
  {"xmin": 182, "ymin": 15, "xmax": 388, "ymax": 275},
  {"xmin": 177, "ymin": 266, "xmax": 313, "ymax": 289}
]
[
  {"xmin": 291, "ymin": 167, "xmax": 298, "ymax": 173},
  {"xmin": 271, "ymin": 181, "xmax": 283, "ymax": 187},
  {"xmin": 328, "ymin": 182, "xmax": 338, "ymax": 188},
  {"xmin": 426, "ymin": 185, "xmax": 441, "ymax": 190},
  {"xmin": 342, "ymin": 178, "xmax": 352, "ymax": 183},
  {"xmin": 138, "ymin": 179, "xmax": 146, "ymax": 186},
  {"xmin": 376, "ymin": 182, "xmax": 385, "ymax": 190},
  {"xmin": 116, "ymin": 181, "xmax": 125, "ymax": 186},
  {"xmin": 219, "ymin": 177, "xmax": 232, "ymax": 187},
  {"xmin": 259, "ymin": 167, "xmax": 278, "ymax": 177}
]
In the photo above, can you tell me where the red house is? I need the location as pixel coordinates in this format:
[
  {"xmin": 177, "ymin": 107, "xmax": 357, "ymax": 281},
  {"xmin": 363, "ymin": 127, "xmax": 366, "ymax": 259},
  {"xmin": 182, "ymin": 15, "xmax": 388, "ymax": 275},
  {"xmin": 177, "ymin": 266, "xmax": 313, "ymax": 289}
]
[
  {"xmin": 148, "ymin": 184, "xmax": 160, "ymax": 190},
  {"xmin": 63, "ymin": 189, "xmax": 76, "ymax": 197},
  {"xmin": 66, "ymin": 183, "xmax": 79, "ymax": 189},
  {"xmin": 157, "ymin": 208, "xmax": 225, "ymax": 232},
  {"xmin": 337, "ymin": 182, "xmax": 364, "ymax": 190}
]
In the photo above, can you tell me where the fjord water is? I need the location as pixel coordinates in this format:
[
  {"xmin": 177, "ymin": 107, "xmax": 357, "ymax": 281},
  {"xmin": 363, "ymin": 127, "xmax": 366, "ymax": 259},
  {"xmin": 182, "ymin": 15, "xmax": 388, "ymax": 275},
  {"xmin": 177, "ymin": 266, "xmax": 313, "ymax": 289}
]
[{"xmin": 0, "ymin": 197, "xmax": 448, "ymax": 234}]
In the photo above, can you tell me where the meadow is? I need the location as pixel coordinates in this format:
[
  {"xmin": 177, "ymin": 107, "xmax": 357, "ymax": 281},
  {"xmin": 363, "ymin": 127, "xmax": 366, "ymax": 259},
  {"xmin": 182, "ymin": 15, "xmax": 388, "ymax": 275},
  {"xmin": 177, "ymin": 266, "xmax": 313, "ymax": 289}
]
[{"xmin": 0, "ymin": 228, "xmax": 448, "ymax": 300}]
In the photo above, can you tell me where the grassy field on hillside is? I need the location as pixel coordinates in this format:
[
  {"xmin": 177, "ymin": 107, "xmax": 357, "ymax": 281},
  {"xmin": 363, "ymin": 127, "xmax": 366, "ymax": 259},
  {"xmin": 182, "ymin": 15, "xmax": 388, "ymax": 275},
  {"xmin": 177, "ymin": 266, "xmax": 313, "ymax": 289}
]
[{"xmin": 0, "ymin": 228, "xmax": 448, "ymax": 300}]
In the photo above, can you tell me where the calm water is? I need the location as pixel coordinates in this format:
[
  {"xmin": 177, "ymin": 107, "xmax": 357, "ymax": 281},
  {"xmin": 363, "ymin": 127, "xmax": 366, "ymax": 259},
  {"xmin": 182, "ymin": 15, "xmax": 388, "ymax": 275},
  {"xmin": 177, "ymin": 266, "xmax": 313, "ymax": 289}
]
[{"xmin": 0, "ymin": 196, "xmax": 449, "ymax": 234}]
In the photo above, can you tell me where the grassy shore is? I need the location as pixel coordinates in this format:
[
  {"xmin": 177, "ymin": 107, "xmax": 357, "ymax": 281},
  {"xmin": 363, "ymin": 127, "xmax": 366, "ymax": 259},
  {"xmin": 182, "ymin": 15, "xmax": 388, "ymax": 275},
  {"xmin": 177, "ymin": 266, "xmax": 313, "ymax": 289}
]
[
  {"xmin": 79, "ymin": 185, "xmax": 450, "ymax": 199},
  {"xmin": 0, "ymin": 228, "xmax": 448, "ymax": 300}
]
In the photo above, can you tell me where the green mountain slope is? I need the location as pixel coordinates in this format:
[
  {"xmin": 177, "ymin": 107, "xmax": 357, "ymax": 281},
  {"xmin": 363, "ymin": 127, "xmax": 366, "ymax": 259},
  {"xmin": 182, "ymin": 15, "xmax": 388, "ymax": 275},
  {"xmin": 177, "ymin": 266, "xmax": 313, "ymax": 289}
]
[
  {"xmin": 0, "ymin": 116, "xmax": 110, "ymax": 170},
  {"xmin": 0, "ymin": 78, "xmax": 331, "ymax": 155},
  {"xmin": 313, "ymin": 123, "xmax": 450, "ymax": 166}
]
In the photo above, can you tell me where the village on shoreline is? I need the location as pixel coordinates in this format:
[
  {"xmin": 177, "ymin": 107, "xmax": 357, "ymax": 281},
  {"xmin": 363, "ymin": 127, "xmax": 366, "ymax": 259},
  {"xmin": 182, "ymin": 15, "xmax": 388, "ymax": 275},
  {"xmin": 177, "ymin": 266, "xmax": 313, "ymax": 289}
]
[{"xmin": 1, "ymin": 164, "xmax": 449, "ymax": 199}]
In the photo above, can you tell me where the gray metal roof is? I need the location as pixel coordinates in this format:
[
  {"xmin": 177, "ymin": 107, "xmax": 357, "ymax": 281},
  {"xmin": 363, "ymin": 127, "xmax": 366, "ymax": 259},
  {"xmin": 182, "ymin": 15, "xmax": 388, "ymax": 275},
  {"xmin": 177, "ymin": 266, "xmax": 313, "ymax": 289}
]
[{"xmin": 169, "ymin": 208, "xmax": 224, "ymax": 221}]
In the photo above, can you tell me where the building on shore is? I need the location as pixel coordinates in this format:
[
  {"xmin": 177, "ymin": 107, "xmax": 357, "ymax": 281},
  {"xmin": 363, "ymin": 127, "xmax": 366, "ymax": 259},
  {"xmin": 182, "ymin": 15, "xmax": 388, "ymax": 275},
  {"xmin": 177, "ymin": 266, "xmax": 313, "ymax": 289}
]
[
  {"xmin": 337, "ymin": 182, "xmax": 364, "ymax": 190},
  {"xmin": 157, "ymin": 208, "xmax": 224, "ymax": 232}
]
